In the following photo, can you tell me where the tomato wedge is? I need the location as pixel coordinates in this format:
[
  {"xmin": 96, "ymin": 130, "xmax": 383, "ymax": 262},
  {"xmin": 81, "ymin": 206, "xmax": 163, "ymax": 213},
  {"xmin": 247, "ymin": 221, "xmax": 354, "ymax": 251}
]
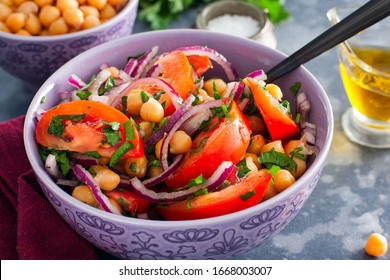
[
  {"xmin": 156, "ymin": 50, "xmax": 195, "ymax": 100},
  {"xmin": 187, "ymin": 55, "xmax": 213, "ymax": 77},
  {"xmin": 165, "ymin": 101, "xmax": 251, "ymax": 189},
  {"xmin": 36, "ymin": 100, "xmax": 144, "ymax": 159},
  {"xmin": 159, "ymin": 171, "xmax": 272, "ymax": 220},
  {"xmin": 243, "ymin": 77, "xmax": 299, "ymax": 141},
  {"xmin": 105, "ymin": 189, "xmax": 150, "ymax": 215}
]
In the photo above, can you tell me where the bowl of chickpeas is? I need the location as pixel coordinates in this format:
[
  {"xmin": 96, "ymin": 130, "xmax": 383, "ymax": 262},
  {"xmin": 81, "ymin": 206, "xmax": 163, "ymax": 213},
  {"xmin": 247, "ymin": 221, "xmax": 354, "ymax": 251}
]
[
  {"xmin": 24, "ymin": 29, "xmax": 333, "ymax": 259},
  {"xmin": 0, "ymin": 0, "xmax": 139, "ymax": 87}
]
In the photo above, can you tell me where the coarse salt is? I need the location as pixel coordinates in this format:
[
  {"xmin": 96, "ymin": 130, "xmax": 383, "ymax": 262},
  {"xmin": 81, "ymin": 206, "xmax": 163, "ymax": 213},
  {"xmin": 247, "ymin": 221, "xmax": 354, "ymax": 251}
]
[{"xmin": 206, "ymin": 14, "xmax": 260, "ymax": 38}]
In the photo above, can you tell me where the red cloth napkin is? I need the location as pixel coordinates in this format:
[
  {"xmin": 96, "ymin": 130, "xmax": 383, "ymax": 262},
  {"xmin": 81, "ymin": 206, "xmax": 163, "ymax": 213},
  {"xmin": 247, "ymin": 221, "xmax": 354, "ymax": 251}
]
[{"xmin": 0, "ymin": 116, "xmax": 98, "ymax": 260}]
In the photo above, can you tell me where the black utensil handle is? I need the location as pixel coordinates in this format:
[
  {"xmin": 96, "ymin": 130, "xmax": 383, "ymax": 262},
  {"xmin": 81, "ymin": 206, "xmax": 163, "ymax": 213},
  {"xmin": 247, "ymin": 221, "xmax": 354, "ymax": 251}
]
[{"xmin": 266, "ymin": 0, "xmax": 390, "ymax": 83}]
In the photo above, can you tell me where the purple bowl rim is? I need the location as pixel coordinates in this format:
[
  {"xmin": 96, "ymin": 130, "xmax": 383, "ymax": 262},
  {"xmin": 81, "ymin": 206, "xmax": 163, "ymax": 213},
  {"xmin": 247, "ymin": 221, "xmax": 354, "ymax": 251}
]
[
  {"xmin": 0, "ymin": 0, "xmax": 138, "ymax": 42},
  {"xmin": 23, "ymin": 29, "xmax": 334, "ymax": 228}
]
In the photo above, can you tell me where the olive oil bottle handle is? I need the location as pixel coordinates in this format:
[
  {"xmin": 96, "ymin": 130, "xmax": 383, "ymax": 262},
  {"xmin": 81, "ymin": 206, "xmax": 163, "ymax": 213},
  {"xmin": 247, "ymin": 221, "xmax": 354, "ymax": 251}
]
[{"xmin": 266, "ymin": 0, "xmax": 390, "ymax": 83}]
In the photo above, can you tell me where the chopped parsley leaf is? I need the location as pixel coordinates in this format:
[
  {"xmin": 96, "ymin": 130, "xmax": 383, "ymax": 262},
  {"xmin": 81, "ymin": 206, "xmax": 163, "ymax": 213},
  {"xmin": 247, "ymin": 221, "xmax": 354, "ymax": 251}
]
[
  {"xmin": 48, "ymin": 114, "xmax": 86, "ymax": 138},
  {"xmin": 236, "ymin": 159, "xmax": 252, "ymax": 178},
  {"xmin": 240, "ymin": 190, "xmax": 255, "ymax": 201},
  {"xmin": 258, "ymin": 148, "xmax": 297, "ymax": 172},
  {"xmin": 290, "ymin": 81, "xmax": 302, "ymax": 96},
  {"xmin": 109, "ymin": 141, "xmax": 134, "ymax": 167}
]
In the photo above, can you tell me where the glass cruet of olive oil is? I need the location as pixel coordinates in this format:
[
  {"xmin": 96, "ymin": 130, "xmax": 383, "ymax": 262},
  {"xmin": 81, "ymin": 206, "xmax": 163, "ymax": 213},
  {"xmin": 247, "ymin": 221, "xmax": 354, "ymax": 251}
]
[{"xmin": 328, "ymin": 4, "xmax": 390, "ymax": 148}]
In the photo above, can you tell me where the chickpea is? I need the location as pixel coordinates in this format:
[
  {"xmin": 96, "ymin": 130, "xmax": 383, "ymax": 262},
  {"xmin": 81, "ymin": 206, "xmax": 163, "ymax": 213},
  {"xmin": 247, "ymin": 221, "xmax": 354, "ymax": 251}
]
[
  {"xmin": 124, "ymin": 156, "xmax": 148, "ymax": 178},
  {"xmin": 0, "ymin": 22, "xmax": 11, "ymax": 32},
  {"xmin": 247, "ymin": 115, "xmax": 266, "ymax": 135},
  {"xmin": 100, "ymin": 4, "xmax": 116, "ymax": 21},
  {"xmin": 261, "ymin": 140, "xmax": 285, "ymax": 154},
  {"xmin": 63, "ymin": 7, "xmax": 84, "ymax": 29},
  {"xmin": 72, "ymin": 185, "xmax": 97, "ymax": 206},
  {"xmin": 14, "ymin": 0, "xmax": 27, "ymax": 6},
  {"xmin": 34, "ymin": 0, "xmax": 53, "ymax": 8},
  {"xmin": 203, "ymin": 78, "xmax": 227, "ymax": 98},
  {"xmin": 77, "ymin": 0, "xmax": 87, "ymax": 5},
  {"xmin": 17, "ymin": 1, "xmax": 39, "ymax": 15},
  {"xmin": 105, "ymin": 66, "xmax": 119, "ymax": 78},
  {"xmin": 98, "ymin": 198, "xmax": 123, "ymax": 214},
  {"xmin": 39, "ymin": 5, "xmax": 60, "ymax": 28},
  {"xmin": 87, "ymin": 0, "xmax": 107, "ymax": 10},
  {"xmin": 138, "ymin": 121, "xmax": 153, "ymax": 141},
  {"xmin": 48, "ymin": 17, "xmax": 69, "ymax": 35},
  {"xmin": 108, "ymin": 0, "xmax": 126, "ymax": 8},
  {"xmin": 25, "ymin": 13, "xmax": 42, "ymax": 35},
  {"xmin": 5, "ymin": 13, "xmax": 26, "ymax": 33},
  {"xmin": 126, "ymin": 89, "xmax": 145, "ymax": 116},
  {"xmin": 262, "ymin": 183, "xmax": 278, "ymax": 201},
  {"xmin": 39, "ymin": 28, "xmax": 49, "ymax": 35},
  {"xmin": 81, "ymin": 14, "xmax": 100, "ymax": 29},
  {"xmin": 92, "ymin": 165, "xmax": 120, "ymax": 191},
  {"xmin": 15, "ymin": 29, "xmax": 31, "ymax": 35},
  {"xmin": 140, "ymin": 98, "xmax": 164, "ymax": 123},
  {"xmin": 148, "ymin": 165, "xmax": 162, "ymax": 178},
  {"xmin": 291, "ymin": 157, "xmax": 307, "ymax": 179},
  {"xmin": 0, "ymin": 3, "xmax": 12, "ymax": 21},
  {"xmin": 245, "ymin": 152, "xmax": 261, "ymax": 169},
  {"xmin": 169, "ymin": 130, "xmax": 192, "ymax": 154},
  {"xmin": 273, "ymin": 169, "xmax": 296, "ymax": 192},
  {"xmin": 56, "ymin": 0, "xmax": 79, "ymax": 13},
  {"xmin": 247, "ymin": 134, "xmax": 266, "ymax": 155},
  {"xmin": 79, "ymin": 5, "xmax": 99, "ymax": 17},
  {"xmin": 284, "ymin": 139, "xmax": 308, "ymax": 160},
  {"xmin": 365, "ymin": 233, "xmax": 388, "ymax": 257},
  {"xmin": 266, "ymin": 83, "xmax": 283, "ymax": 101}
]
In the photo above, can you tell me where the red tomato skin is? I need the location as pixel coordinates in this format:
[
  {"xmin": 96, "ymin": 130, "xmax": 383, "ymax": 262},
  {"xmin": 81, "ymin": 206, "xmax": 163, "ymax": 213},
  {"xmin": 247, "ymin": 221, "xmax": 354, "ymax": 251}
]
[
  {"xmin": 159, "ymin": 171, "xmax": 272, "ymax": 220},
  {"xmin": 243, "ymin": 77, "xmax": 300, "ymax": 141},
  {"xmin": 187, "ymin": 55, "xmax": 213, "ymax": 77},
  {"xmin": 36, "ymin": 100, "xmax": 144, "ymax": 158},
  {"xmin": 164, "ymin": 101, "xmax": 251, "ymax": 189},
  {"xmin": 156, "ymin": 50, "xmax": 195, "ymax": 100},
  {"xmin": 105, "ymin": 189, "xmax": 150, "ymax": 214}
]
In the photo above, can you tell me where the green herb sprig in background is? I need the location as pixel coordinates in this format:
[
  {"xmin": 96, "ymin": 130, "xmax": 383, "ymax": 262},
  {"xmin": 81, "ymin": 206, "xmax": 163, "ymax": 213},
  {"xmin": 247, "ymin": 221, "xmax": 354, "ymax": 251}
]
[{"xmin": 138, "ymin": 0, "xmax": 289, "ymax": 30}]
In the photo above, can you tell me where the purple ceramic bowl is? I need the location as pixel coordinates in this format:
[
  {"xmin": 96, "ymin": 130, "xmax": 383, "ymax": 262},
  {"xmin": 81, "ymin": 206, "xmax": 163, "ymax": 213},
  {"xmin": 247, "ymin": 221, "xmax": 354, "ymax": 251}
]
[
  {"xmin": 24, "ymin": 29, "xmax": 333, "ymax": 260},
  {"xmin": 0, "ymin": 0, "xmax": 138, "ymax": 88}
]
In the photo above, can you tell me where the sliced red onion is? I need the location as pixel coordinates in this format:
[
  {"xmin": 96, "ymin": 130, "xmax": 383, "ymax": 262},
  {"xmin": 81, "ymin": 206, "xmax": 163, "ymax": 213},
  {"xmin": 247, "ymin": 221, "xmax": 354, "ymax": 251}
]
[
  {"xmin": 145, "ymin": 64, "xmax": 162, "ymax": 78},
  {"xmin": 143, "ymin": 154, "xmax": 183, "ymax": 188},
  {"xmin": 124, "ymin": 58, "xmax": 138, "ymax": 75},
  {"xmin": 129, "ymin": 161, "xmax": 234, "ymax": 203},
  {"xmin": 177, "ymin": 46, "xmax": 238, "ymax": 81},
  {"xmin": 131, "ymin": 46, "xmax": 159, "ymax": 79},
  {"xmin": 36, "ymin": 107, "xmax": 47, "ymax": 121},
  {"xmin": 238, "ymin": 98, "xmax": 250, "ymax": 112},
  {"xmin": 247, "ymin": 69, "xmax": 267, "ymax": 81},
  {"xmin": 70, "ymin": 162, "xmax": 120, "ymax": 214},
  {"xmin": 118, "ymin": 70, "xmax": 132, "ymax": 82},
  {"xmin": 296, "ymin": 92, "xmax": 316, "ymax": 146},
  {"xmin": 160, "ymin": 97, "xmax": 224, "ymax": 170},
  {"xmin": 67, "ymin": 74, "xmax": 87, "ymax": 89},
  {"xmin": 179, "ymin": 99, "xmax": 224, "ymax": 136},
  {"xmin": 222, "ymin": 81, "xmax": 244, "ymax": 102},
  {"xmin": 71, "ymin": 153, "xmax": 99, "ymax": 166},
  {"xmin": 145, "ymin": 94, "xmax": 195, "ymax": 146},
  {"xmin": 106, "ymin": 82, "xmax": 130, "ymax": 106},
  {"xmin": 45, "ymin": 154, "xmax": 60, "ymax": 178}
]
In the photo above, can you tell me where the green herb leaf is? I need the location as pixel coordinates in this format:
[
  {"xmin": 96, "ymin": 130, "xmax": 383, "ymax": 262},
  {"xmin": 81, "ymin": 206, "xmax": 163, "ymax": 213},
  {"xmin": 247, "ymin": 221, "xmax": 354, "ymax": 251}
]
[
  {"xmin": 109, "ymin": 141, "xmax": 134, "ymax": 167},
  {"xmin": 187, "ymin": 174, "xmax": 206, "ymax": 188},
  {"xmin": 240, "ymin": 190, "xmax": 256, "ymax": 201},
  {"xmin": 258, "ymin": 148, "xmax": 297, "ymax": 172},
  {"xmin": 290, "ymin": 81, "xmax": 302, "ymax": 96},
  {"xmin": 124, "ymin": 120, "xmax": 135, "ymax": 141},
  {"xmin": 117, "ymin": 197, "xmax": 130, "ymax": 207},
  {"xmin": 289, "ymin": 147, "xmax": 306, "ymax": 160},
  {"xmin": 48, "ymin": 114, "xmax": 86, "ymax": 138},
  {"xmin": 140, "ymin": 90, "xmax": 149, "ymax": 103},
  {"xmin": 269, "ymin": 165, "xmax": 281, "ymax": 178},
  {"xmin": 98, "ymin": 77, "xmax": 115, "ymax": 96},
  {"xmin": 236, "ymin": 159, "xmax": 252, "ymax": 178}
]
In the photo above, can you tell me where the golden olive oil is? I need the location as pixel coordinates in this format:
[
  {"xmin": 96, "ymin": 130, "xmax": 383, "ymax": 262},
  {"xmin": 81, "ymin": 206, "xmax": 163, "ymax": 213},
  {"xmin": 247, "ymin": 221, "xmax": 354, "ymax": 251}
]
[{"xmin": 340, "ymin": 46, "xmax": 390, "ymax": 122}]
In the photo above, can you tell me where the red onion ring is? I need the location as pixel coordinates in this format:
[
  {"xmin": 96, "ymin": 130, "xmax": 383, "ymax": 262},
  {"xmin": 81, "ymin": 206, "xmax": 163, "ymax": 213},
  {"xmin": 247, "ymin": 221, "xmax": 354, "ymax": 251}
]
[
  {"xmin": 129, "ymin": 161, "xmax": 234, "ymax": 203},
  {"xmin": 70, "ymin": 162, "xmax": 120, "ymax": 214},
  {"xmin": 177, "ymin": 46, "xmax": 238, "ymax": 81}
]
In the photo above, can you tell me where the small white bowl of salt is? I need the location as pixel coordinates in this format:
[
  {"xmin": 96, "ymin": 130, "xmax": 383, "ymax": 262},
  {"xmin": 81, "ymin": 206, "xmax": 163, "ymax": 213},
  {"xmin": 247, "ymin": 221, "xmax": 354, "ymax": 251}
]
[{"xmin": 196, "ymin": 0, "xmax": 277, "ymax": 48}]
